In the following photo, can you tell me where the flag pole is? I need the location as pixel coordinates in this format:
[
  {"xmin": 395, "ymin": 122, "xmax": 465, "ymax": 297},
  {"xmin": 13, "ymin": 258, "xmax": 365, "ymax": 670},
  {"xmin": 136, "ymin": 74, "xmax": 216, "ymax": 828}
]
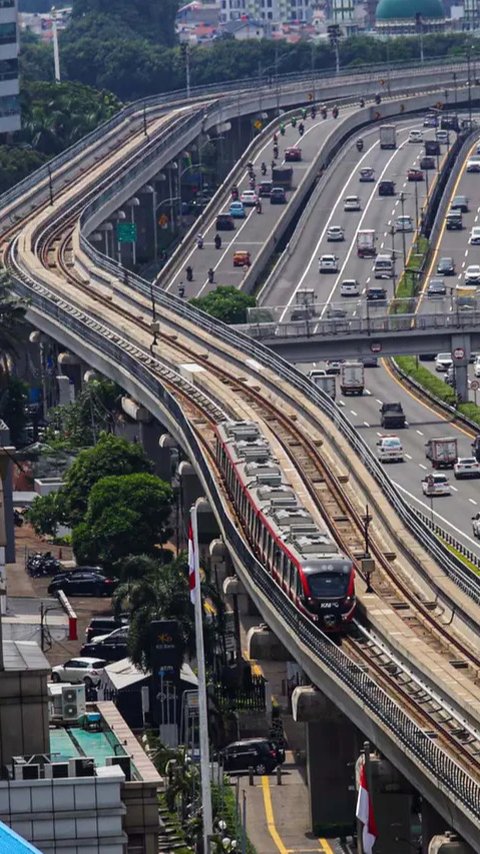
[{"xmin": 191, "ymin": 500, "xmax": 213, "ymax": 852}]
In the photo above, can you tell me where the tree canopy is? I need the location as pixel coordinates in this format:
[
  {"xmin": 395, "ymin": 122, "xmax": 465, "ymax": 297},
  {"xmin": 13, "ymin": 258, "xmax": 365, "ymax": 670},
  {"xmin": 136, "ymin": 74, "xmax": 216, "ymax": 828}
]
[
  {"xmin": 190, "ymin": 286, "xmax": 256, "ymax": 325},
  {"xmin": 60, "ymin": 432, "xmax": 153, "ymax": 526},
  {"xmin": 44, "ymin": 378, "xmax": 121, "ymax": 450},
  {"xmin": 71, "ymin": 472, "xmax": 172, "ymax": 569}
]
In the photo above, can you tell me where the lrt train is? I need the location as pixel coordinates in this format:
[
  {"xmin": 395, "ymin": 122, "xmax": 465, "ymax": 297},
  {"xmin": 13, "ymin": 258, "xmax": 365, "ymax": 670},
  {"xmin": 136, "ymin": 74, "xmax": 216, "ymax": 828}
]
[{"xmin": 214, "ymin": 420, "xmax": 356, "ymax": 631}]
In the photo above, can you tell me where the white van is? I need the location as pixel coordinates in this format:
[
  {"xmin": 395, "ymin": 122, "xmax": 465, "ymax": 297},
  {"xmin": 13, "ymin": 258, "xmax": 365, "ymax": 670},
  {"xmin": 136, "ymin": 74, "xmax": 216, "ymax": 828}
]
[
  {"xmin": 376, "ymin": 436, "xmax": 404, "ymax": 463},
  {"xmin": 395, "ymin": 215, "xmax": 413, "ymax": 232},
  {"xmin": 374, "ymin": 254, "xmax": 394, "ymax": 278}
]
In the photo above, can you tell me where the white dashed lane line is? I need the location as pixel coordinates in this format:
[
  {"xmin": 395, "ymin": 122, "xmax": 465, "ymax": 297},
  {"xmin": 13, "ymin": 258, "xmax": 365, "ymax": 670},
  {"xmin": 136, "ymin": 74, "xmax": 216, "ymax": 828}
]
[
  {"xmin": 416, "ymin": 429, "xmax": 424, "ymax": 436},
  {"xmin": 469, "ymin": 498, "xmax": 478, "ymax": 505},
  {"xmin": 405, "ymin": 453, "xmax": 412, "ymax": 460},
  {"xmin": 419, "ymin": 463, "xmax": 428, "ymax": 470}
]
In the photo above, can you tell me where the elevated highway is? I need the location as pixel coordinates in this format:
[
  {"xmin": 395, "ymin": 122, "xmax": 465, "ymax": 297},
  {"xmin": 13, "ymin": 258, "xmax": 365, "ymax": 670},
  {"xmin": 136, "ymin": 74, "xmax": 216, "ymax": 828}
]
[{"xmin": 3, "ymin": 69, "xmax": 480, "ymax": 847}]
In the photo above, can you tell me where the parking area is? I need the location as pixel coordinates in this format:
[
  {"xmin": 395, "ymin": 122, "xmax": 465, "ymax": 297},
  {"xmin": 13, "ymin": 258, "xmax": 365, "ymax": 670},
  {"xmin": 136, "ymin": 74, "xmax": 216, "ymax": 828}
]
[{"xmin": 7, "ymin": 522, "xmax": 113, "ymax": 667}]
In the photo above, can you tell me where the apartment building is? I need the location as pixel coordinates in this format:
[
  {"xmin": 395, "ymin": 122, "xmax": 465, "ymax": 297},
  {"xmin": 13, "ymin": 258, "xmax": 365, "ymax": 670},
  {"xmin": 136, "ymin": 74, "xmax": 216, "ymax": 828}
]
[{"xmin": 0, "ymin": 0, "xmax": 20, "ymax": 133}]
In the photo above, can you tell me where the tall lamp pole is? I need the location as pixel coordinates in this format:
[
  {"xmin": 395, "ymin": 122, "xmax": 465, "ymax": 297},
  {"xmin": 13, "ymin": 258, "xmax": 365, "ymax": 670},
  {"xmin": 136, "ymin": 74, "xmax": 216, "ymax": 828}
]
[{"xmin": 51, "ymin": 6, "xmax": 61, "ymax": 82}]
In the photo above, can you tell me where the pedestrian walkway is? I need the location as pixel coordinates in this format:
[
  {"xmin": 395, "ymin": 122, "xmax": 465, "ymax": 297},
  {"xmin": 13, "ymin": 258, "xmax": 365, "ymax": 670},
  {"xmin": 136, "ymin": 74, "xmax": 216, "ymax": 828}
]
[{"xmin": 241, "ymin": 762, "xmax": 344, "ymax": 854}]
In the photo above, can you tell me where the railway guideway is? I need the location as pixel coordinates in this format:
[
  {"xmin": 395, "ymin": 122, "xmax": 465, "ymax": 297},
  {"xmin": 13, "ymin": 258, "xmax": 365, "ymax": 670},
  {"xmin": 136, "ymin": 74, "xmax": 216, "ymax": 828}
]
[{"xmin": 7, "ymin": 94, "xmax": 480, "ymax": 848}]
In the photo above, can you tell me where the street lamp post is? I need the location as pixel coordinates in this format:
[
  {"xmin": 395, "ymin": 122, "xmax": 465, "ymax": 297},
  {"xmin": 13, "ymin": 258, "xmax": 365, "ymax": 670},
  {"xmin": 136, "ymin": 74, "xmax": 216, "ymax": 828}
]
[
  {"xmin": 51, "ymin": 6, "xmax": 61, "ymax": 82},
  {"xmin": 399, "ymin": 192, "xmax": 407, "ymax": 265},
  {"xmin": 467, "ymin": 47, "xmax": 473, "ymax": 127}
]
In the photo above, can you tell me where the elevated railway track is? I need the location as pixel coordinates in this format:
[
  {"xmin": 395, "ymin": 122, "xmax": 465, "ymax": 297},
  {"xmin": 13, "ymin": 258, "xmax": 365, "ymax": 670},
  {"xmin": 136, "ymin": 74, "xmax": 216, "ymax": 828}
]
[{"xmin": 2, "ymin": 69, "xmax": 480, "ymax": 846}]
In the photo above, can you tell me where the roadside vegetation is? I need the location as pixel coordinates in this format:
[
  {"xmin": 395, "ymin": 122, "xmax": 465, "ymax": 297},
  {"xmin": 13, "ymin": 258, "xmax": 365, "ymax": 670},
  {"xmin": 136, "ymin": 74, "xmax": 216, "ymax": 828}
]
[
  {"xmin": 190, "ymin": 286, "xmax": 256, "ymax": 324},
  {"xmin": 394, "ymin": 356, "xmax": 480, "ymax": 427}
]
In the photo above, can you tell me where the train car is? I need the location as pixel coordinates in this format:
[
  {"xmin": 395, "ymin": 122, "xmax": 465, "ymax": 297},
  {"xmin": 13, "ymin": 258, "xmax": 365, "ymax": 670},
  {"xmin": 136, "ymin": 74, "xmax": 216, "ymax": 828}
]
[{"xmin": 215, "ymin": 421, "xmax": 356, "ymax": 631}]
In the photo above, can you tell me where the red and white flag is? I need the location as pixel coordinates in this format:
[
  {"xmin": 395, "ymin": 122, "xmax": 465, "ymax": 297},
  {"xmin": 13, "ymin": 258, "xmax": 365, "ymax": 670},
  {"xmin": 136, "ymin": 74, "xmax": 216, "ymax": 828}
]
[
  {"xmin": 356, "ymin": 763, "xmax": 377, "ymax": 854},
  {"xmin": 188, "ymin": 522, "xmax": 196, "ymax": 604}
]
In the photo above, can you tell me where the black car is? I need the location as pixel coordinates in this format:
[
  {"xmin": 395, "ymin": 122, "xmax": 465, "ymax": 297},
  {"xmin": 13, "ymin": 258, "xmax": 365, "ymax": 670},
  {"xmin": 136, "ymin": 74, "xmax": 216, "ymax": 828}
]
[
  {"xmin": 427, "ymin": 278, "xmax": 447, "ymax": 297},
  {"xmin": 366, "ymin": 286, "xmax": 387, "ymax": 302},
  {"xmin": 472, "ymin": 436, "xmax": 480, "ymax": 462},
  {"xmin": 270, "ymin": 187, "xmax": 286, "ymax": 204},
  {"xmin": 437, "ymin": 257, "xmax": 455, "ymax": 276},
  {"xmin": 378, "ymin": 180, "xmax": 395, "ymax": 196},
  {"xmin": 48, "ymin": 570, "xmax": 117, "ymax": 598},
  {"xmin": 221, "ymin": 739, "xmax": 284, "ymax": 776},
  {"xmin": 215, "ymin": 213, "xmax": 235, "ymax": 231},
  {"xmin": 80, "ymin": 629, "xmax": 129, "ymax": 662},
  {"xmin": 85, "ymin": 616, "xmax": 128, "ymax": 643}
]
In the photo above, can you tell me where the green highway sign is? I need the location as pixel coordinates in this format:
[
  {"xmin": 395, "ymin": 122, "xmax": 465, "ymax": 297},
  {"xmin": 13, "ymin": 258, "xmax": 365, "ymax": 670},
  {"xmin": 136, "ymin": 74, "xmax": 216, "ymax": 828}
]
[{"xmin": 116, "ymin": 222, "xmax": 137, "ymax": 242}]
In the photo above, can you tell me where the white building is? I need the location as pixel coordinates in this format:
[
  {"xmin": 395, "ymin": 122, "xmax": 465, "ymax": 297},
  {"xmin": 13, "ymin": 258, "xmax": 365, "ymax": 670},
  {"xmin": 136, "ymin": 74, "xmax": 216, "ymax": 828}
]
[
  {"xmin": 220, "ymin": 0, "xmax": 314, "ymax": 23},
  {"xmin": 0, "ymin": 0, "xmax": 20, "ymax": 133}
]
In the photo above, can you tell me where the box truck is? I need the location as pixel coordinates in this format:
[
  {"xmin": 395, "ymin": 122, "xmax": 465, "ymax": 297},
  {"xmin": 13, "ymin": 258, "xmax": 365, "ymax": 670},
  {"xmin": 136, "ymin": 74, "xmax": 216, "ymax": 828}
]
[
  {"xmin": 357, "ymin": 230, "xmax": 376, "ymax": 258},
  {"xmin": 340, "ymin": 362, "xmax": 365, "ymax": 396},
  {"xmin": 425, "ymin": 437, "xmax": 458, "ymax": 469},
  {"xmin": 379, "ymin": 125, "xmax": 396, "ymax": 149}
]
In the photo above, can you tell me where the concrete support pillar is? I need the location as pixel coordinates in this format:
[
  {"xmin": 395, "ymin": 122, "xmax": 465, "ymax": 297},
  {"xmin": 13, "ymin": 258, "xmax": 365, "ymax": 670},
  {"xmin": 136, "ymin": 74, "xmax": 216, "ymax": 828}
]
[
  {"xmin": 358, "ymin": 751, "xmax": 416, "ymax": 854},
  {"xmin": 450, "ymin": 334, "xmax": 470, "ymax": 403},
  {"xmin": 57, "ymin": 352, "xmax": 82, "ymax": 398},
  {"xmin": 246, "ymin": 624, "xmax": 291, "ymax": 662},
  {"xmin": 293, "ymin": 686, "xmax": 360, "ymax": 836},
  {"xmin": 428, "ymin": 832, "xmax": 475, "ymax": 854}
]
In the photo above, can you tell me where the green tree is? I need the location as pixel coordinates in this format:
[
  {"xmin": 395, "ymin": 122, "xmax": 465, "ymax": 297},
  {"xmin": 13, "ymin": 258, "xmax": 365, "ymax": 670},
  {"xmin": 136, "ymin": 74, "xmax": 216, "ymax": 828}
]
[
  {"xmin": 190, "ymin": 286, "xmax": 256, "ymax": 325},
  {"xmin": 19, "ymin": 29, "xmax": 54, "ymax": 82},
  {"xmin": 61, "ymin": 432, "xmax": 153, "ymax": 526},
  {"xmin": 70, "ymin": 0, "xmax": 179, "ymax": 47},
  {"xmin": 44, "ymin": 378, "xmax": 121, "ymax": 450},
  {"xmin": 0, "ymin": 272, "xmax": 28, "ymax": 373},
  {"xmin": 71, "ymin": 472, "xmax": 172, "ymax": 569},
  {"xmin": 26, "ymin": 491, "xmax": 63, "ymax": 538}
]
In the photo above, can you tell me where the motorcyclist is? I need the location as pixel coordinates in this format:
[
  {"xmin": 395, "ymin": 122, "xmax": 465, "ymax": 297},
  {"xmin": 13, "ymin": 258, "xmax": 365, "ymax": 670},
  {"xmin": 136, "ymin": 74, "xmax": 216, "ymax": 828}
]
[
  {"xmin": 273, "ymin": 143, "xmax": 279, "ymax": 159},
  {"xmin": 178, "ymin": 283, "xmax": 185, "ymax": 298},
  {"xmin": 261, "ymin": 162, "xmax": 267, "ymax": 176},
  {"xmin": 256, "ymin": 200, "xmax": 262, "ymax": 214},
  {"xmin": 247, "ymin": 161, "xmax": 254, "ymax": 171},
  {"xmin": 332, "ymin": 104, "xmax": 339, "ymax": 118},
  {"xmin": 356, "ymin": 138, "xmax": 364, "ymax": 151},
  {"xmin": 359, "ymin": 98, "xmax": 365, "ymax": 108},
  {"xmin": 320, "ymin": 105, "xmax": 327, "ymax": 119},
  {"xmin": 271, "ymin": 158, "xmax": 276, "ymax": 171},
  {"xmin": 231, "ymin": 186, "xmax": 239, "ymax": 200},
  {"xmin": 375, "ymin": 93, "xmax": 381, "ymax": 104},
  {"xmin": 279, "ymin": 123, "xmax": 285, "ymax": 136},
  {"xmin": 186, "ymin": 265, "xmax": 193, "ymax": 281},
  {"xmin": 249, "ymin": 176, "xmax": 256, "ymax": 190},
  {"xmin": 196, "ymin": 233, "xmax": 204, "ymax": 249},
  {"xmin": 208, "ymin": 267, "xmax": 214, "ymax": 283},
  {"xmin": 214, "ymin": 233, "xmax": 222, "ymax": 249},
  {"xmin": 301, "ymin": 107, "xmax": 307, "ymax": 120},
  {"xmin": 298, "ymin": 122, "xmax": 305, "ymax": 136},
  {"xmin": 291, "ymin": 116, "xmax": 297, "ymax": 128},
  {"xmin": 311, "ymin": 106, "xmax": 316, "ymax": 119}
]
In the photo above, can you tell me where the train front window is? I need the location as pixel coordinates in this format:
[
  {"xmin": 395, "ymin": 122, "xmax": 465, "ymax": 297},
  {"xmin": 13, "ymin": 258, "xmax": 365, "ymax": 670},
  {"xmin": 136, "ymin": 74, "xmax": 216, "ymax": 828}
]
[{"xmin": 307, "ymin": 571, "xmax": 350, "ymax": 598}]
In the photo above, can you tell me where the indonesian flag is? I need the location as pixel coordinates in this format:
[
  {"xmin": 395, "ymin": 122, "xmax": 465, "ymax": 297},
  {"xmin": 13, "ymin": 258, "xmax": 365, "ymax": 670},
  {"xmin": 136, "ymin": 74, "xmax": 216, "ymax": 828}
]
[
  {"xmin": 188, "ymin": 522, "xmax": 196, "ymax": 604},
  {"xmin": 356, "ymin": 763, "xmax": 377, "ymax": 853}
]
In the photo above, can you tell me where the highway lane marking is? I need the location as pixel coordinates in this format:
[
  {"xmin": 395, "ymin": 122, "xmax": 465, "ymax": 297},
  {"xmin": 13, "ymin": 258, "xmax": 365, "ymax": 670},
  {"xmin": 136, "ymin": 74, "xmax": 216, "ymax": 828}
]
[
  {"xmin": 318, "ymin": 131, "xmax": 421, "ymax": 320},
  {"xmin": 416, "ymin": 429, "xmax": 424, "ymax": 435},
  {"xmin": 469, "ymin": 498, "xmax": 478, "ymax": 505},
  {"xmin": 451, "ymin": 485, "xmax": 458, "ymax": 492},
  {"xmin": 392, "ymin": 482, "xmax": 480, "ymax": 548},
  {"xmin": 417, "ymin": 133, "xmax": 480, "ymax": 310},
  {"xmin": 382, "ymin": 358, "xmax": 474, "ymax": 439},
  {"xmin": 363, "ymin": 420, "xmax": 370, "ymax": 427},
  {"xmin": 168, "ymin": 111, "xmax": 334, "ymax": 294},
  {"xmin": 419, "ymin": 463, "xmax": 427, "ymax": 469},
  {"xmin": 278, "ymin": 122, "xmax": 421, "ymax": 322},
  {"xmin": 350, "ymin": 409, "xmax": 358, "ymax": 416},
  {"xmin": 405, "ymin": 453, "xmax": 412, "ymax": 459},
  {"xmin": 365, "ymin": 389, "xmax": 371, "ymax": 395}
]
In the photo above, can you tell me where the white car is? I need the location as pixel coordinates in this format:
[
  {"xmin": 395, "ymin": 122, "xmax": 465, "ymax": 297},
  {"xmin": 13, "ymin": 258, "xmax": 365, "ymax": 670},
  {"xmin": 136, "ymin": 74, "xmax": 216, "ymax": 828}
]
[
  {"xmin": 474, "ymin": 356, "xmax": 480, "ymax": 377},
  {"xmin": 359, "ymin": 167, "xmax": 375, "ymax": 182},
  {"xmin": 327, "ymin": 225, "xmax": 345, "ymax": 242},
  {"xmin": 436, "ymin": 130, "xmax": 450, "ymax": 144},
  {"xmin": 376, "ymin": 435, "xmax": 404, "ymax": 463},
  {"xmin": 422, "ymin": 473, "xmax": 451, "ymax": 496},
  {"xmin": 344, "ymin": 195, "xmax": 361, "ymax": 211},
  {"xmin": 465, "ymin": 264, "xmax": 480, "ymax": 284},
  {"xmin": 51, "ymin": 657, "xmax": 106, "ymax": 687},
  {"xmin": 454, "ymin": 457, "xmax": 480, "ymax": 479},
  {"xmin": 318, "ymin": 254, "xmax": 338, "ymax": 273},
  {"xmin": 472, "ymin": 512, "xmax": 480, "ymax": 538},
  {"xmin": 340, "ymin": 279, "xmax": 360, "ymax": 297},
  {"xmin": 408, "ymin": 130, "xmax": 423, "ymax": 143},
  {"xmin": 395, "ymin": 215, "xmax": 414, "ymax": 232},
  {"xmin": 240, "ymin": 189, "xmax": 258, "ymax": 206},
  {"xmin": 466, "ymin": 156, "xmax": 480, "ymax": 173},
  {"xmin": 435, "ymin": 352, "xmax": 453, "ymax": 372},
  {"xmin": 469, "ymin": 227, "xmax": 480, "ymax": 245},
  {"xmin": 87, "ymin": 626, "xmax": 129, "ymax": 644}
]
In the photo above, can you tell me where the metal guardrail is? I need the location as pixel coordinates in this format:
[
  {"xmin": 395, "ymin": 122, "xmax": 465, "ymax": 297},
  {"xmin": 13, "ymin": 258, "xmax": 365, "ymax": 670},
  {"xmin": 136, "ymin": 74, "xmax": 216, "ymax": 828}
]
[
  {"xmin": 415, "ymin": 508, "xmax": 480, "ymax": 572},
  {"xmin": 9, "ymin": 272, "xmax": 480, "ymax": 826}
]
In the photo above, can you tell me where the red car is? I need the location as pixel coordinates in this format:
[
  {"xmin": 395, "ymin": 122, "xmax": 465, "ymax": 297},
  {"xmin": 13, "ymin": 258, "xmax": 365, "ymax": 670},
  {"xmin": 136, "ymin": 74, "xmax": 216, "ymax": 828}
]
[
  {"xmin": 407, "ymin": 168, "xmax": 424, "ymax": 181},
  {"xmin": 284, "ymin": 147, "xmax": 302, "ymax": 162}
]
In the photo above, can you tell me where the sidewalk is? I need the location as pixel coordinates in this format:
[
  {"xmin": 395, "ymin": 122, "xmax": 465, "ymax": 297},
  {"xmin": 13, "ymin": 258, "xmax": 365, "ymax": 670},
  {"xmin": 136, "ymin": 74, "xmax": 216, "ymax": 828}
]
[{"xmin": 240, "ymin": 761, "xmax": 344, "ymax": 854}]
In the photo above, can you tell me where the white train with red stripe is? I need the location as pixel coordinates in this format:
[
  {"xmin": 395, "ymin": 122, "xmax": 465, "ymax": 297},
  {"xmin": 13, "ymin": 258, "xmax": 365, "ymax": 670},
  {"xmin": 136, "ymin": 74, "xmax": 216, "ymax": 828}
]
[{"xmin": 214, "ymin": 420, "xmax": 356, "ymax": 631}]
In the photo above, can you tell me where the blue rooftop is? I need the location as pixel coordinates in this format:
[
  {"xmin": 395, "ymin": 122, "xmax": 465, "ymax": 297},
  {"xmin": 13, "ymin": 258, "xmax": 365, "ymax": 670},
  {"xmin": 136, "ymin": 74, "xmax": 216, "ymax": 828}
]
[{"xmin": 0, "ymin": 821, "xmax": 42, "ymax": 853}]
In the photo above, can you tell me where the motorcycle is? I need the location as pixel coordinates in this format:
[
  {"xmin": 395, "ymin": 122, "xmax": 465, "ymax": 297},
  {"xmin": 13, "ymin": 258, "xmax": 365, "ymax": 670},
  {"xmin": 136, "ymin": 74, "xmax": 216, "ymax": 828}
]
[
  {"xmin": 298, "ymin": 122, "xmax": 304, "ymax": 137},
  {"xmin": 214, "ymin": 234, "xmax": 222, "ymax": 250},
  {"xmin": 375, "ymin": 94, "xmax": 381, "ymax": 105},
  {"xmin": 260, "ymin": 162, "xmax": 267, "ymax": 176},
  {"xmin": 186, "ymin": 266, "xmax": 193, "ymax": 282},
  {"xmin": 231, "ymin": 187, "xmax": 239, "ymax": 201},
  {"xmin": 208, "ymin": 268, "xmax": 215, "ymax": 284},
  {"xmin": 273, "ymin": 145, "xmax": 279, "ymax": 159},
  {"xmin": 196, "ymin": 235, "xmax": 204, "ymax": 249},
  {"xmin": 356, "ymin": 139, "xmax": 364, "ymax": 152},
  {"xmin": 279, "ymin": 124, "xmax": 285, "ymax": 136},
  {"xmin": 256, "ymin": 200, "xmax": 262, "ymax": 214},
  {"xmin": 27, "ymin": 552, "xmax": 60, "ymax": 578},
  {"xmin": 320, "ymin": 107, "xmax": 327, "ymax": 119},
  {"xmin": 359, "ymin": 99, "xmax": 365, "ymax": 108},
  {"xmin": 311, "ymin": 107, "xmax": 316, "ymax": 119},
  {"xmin": 332, "ymin": 106, "xmax": 339, "ymax": 119}
]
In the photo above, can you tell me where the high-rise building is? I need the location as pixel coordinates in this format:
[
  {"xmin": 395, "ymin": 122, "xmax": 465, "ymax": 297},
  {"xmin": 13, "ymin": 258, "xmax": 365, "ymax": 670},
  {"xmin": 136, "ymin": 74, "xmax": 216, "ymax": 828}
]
[
  {"xmin": 463, "ymin": 0, "xmax": 480, "ymax": 29},
  {"xmin": 0, "ymin": 0, "xmax": 20, "ymax": 134}
]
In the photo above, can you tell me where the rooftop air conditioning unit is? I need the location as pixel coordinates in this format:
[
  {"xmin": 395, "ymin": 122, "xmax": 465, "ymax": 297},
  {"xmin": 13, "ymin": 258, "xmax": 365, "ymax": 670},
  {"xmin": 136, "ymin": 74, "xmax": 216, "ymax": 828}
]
[
  {"xmin": 14, "ymin": 764, "xmax": 40, "ymax": 780},
  {"xmin": 44, "ymin": 762, "xmax": 70, "ymax": 779},
  {"xmin": 106, "ymin": 756, "xmax": 132, "ymax": 782},
  {"xmin": 225, "ymin": 421, "xmax": 260, "ymax": 441},
  {"xmin": 68, "ymin": 757, "xmax": 95, "ymax": 778},
  {"xmin": 254, "ymin": 472, "xmax": 282, "ymax": 487},
  {"xmin": 62, "ymin": 685, "xmax": 86, "ymax": 720}
]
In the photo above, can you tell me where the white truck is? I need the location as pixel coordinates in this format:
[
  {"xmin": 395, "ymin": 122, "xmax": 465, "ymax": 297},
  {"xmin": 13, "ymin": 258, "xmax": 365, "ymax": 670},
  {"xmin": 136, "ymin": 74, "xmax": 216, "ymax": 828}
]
[
  {"xmin": 309, "ymin": 370, "xmax": 336, "ymax": 400},
  {"xmin": 340, "ymin": 362, "xmax": 364, "ymax": 396},
  {"xmin": 425, "ymin": 436, "xmax": 458, "ymax": 469},
  {"xmin": 379, "ymin": 125, "xmax": 397, "ymax": 150},
  {"xmin": 357, "ymin": 230, "xmax": 376, "ymax": 258}
]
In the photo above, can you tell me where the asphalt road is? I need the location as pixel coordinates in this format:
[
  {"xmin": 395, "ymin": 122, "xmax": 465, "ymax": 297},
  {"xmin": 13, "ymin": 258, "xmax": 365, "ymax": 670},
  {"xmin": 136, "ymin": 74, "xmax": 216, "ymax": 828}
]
[
  {"xmin": 165, "ymin": 105, "xmax": 369, "ymax": 300},
  {"xmin": 262, "ymin": 119, "xmax": 447, "ymax": 321}
]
